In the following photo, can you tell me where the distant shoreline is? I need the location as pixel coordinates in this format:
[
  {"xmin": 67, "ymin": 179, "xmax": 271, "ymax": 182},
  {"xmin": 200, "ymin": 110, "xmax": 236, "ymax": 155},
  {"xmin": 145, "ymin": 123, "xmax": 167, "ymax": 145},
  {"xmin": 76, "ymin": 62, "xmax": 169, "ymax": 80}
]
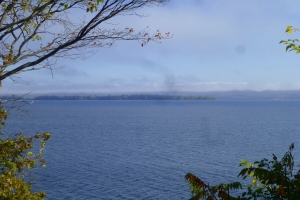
[
  {"xmin": 32, "ymin": 95, "xmax": 216, "ymax": 100},
  {"xmin": 5, "ymin": 90, "xmax": 300, "ymax": 100}
]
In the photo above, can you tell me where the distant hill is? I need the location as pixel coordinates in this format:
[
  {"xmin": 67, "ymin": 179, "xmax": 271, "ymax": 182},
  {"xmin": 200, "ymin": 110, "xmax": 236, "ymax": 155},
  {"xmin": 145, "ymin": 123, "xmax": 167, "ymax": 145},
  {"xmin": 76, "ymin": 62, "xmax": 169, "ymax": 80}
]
[
  {"xmin": 195, "ymin": 90, "xmax": 300, "ymax": 99},
  {"xmin": 4, "ymin": 90, "xmax": 300, "ymax": 100}
]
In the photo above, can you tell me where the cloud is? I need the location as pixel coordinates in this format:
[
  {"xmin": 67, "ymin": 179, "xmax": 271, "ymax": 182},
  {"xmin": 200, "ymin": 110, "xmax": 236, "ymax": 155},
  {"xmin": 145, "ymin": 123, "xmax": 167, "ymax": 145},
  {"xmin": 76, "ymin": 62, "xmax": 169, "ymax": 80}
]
[
  {"xmin": 5, "ymin": 72, "xmax": 300, "ymax": 95},
  {"xmin": 49, "ymin": 67, "xmax": 90, "ymax": 78}
]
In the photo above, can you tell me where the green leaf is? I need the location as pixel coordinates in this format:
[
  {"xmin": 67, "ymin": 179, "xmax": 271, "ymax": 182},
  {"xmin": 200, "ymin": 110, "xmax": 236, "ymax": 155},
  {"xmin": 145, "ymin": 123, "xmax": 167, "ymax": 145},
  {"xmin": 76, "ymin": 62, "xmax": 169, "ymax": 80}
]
[
  {"xmin": 279, "ymin": 40, "xmax": 286, "ymax": 44},
  {"xmin": 240, "ymin": 159, "xmax": 252, "ymax": 167},
  {"xmin": 238, "ymin": 168, "xmax": 248, "ymax": 177},
  {"xmin": 27, "ymin": 152, "xmax": 33, "ymax": 156},
  {"xmin": 286, "ymin": 44, "xmax": 293, "ymax": 51},
  {"xmin": 286, "ymin": 25, "xmax": 293, "ymax": 34}
]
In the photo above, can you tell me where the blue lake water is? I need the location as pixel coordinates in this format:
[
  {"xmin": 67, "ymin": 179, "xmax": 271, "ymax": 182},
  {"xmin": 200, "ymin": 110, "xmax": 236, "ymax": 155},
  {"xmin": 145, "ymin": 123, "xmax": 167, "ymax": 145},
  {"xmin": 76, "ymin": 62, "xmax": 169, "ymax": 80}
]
[{"xmin": 3, "ymin": 100, "xmax": 300, "ymax": 199}]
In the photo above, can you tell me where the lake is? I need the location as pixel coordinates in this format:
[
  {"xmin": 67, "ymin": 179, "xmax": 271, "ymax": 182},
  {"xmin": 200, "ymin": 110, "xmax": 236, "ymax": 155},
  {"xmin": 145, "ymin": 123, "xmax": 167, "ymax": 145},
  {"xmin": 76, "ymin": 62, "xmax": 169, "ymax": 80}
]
[{"xmin": 3, "ymin": 100, "xmax": 300, "ymax": 199}]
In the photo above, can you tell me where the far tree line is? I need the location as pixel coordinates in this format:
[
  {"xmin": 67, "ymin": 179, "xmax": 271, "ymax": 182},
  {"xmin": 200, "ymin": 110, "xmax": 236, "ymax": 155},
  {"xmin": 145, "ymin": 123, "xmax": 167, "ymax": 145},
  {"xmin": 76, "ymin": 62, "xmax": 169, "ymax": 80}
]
[{"xmin": 32, "ymin": 94, "xmax": 216, "ymax": 100}]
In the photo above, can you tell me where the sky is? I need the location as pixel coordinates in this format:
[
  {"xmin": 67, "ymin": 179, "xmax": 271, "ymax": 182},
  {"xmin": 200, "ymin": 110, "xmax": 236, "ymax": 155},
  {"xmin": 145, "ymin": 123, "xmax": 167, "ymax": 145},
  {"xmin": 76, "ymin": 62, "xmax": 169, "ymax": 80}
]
[{"xmin": 3, "ymin": 0, "xmax": 300, "ymax": 95}]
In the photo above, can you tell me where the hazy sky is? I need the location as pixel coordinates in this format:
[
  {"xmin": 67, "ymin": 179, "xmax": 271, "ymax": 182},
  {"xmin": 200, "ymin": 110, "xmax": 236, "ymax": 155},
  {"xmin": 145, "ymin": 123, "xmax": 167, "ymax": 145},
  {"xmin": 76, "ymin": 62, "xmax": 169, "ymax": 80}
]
[{"xmin": 3, "ymin": 0, "xmax": 300, "ymax": 94}]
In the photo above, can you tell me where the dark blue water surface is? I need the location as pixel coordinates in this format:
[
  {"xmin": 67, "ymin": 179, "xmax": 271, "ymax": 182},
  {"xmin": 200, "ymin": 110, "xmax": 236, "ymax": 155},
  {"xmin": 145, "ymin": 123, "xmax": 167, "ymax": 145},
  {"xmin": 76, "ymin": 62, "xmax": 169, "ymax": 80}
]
[{"xmin": 3, "ymin": 100, "xmax": 300, "ymax": 199}]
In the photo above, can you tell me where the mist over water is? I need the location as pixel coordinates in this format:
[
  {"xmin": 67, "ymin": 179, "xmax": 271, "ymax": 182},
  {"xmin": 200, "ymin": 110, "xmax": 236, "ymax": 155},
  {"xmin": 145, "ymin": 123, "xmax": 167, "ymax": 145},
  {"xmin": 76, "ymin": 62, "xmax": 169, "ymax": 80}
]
[{"xmin": 3, "ymin": 100, "xmax": 300, "ymax": 199}]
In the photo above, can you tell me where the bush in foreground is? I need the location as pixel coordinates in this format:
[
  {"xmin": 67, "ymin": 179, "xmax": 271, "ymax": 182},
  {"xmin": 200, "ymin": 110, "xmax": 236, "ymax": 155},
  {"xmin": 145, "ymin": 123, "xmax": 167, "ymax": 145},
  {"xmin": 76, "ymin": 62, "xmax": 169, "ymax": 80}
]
[
  {"xmin": 0, "ymin": 105, "xmax": 50, "ymax": 199},
  {"xmin": 186, "ymin": 144, "xmax": 300, "ymax": 200}
]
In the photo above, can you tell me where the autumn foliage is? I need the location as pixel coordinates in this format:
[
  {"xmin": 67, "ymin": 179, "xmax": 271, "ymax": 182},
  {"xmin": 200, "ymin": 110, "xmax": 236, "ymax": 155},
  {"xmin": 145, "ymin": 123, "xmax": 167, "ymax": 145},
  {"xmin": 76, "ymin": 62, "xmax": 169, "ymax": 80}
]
[
  {"xmin": 280, "ymin": 26, "xmax": 300, "ymax": 53},
  {"xmin": 0, "ymin": 104, "xmax": 51, "ymax": 199},
  {"xmin": 186, "ymin": 144, "xmax": 300, "ymax": 200}
]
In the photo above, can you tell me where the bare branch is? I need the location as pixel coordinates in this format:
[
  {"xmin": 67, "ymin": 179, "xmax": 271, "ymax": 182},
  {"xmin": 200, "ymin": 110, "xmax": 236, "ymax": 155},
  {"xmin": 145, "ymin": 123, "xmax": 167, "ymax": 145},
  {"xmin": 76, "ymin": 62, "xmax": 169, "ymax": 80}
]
[{"xmin": 0, "ymin": 0, "xmax": 170, "ymax": 84}]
